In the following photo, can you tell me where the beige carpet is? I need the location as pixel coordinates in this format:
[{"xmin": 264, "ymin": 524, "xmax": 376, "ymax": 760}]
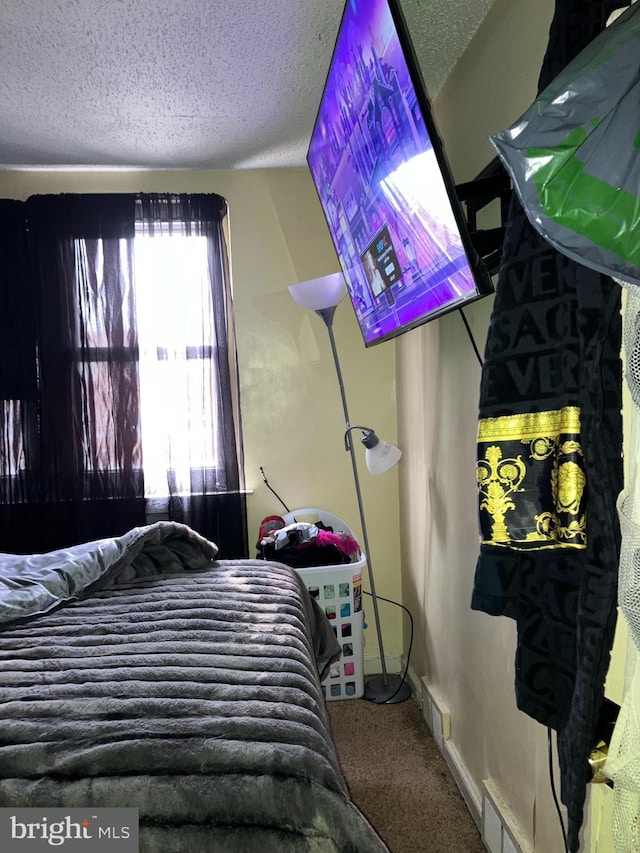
[{"xmin": 327, "ymin": 697, "xmax": 485, "ymax": 853}]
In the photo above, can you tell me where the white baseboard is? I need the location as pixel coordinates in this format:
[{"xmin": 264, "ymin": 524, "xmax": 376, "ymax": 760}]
[
  {"xmin": 444, "ymin": 739, "xmax": 483, "ymax": 829},
  {"xmin": 482, "ymin": 778, "xmax": 532, "ymax": 853},
  {"xmin": 413, "ymin": 669, "xmax": 482, "ymax": 830},
  {"xmin": 410, "ymin": 666, "xmax": 531, "ymax": 852}
]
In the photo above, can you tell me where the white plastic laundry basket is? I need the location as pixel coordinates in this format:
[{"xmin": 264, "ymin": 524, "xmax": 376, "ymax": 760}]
[{"xmin": 282, "ymin": 508, "xmax": 366, "ymax": 701}]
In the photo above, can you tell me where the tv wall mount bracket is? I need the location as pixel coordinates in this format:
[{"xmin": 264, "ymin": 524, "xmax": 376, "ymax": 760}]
[{"xmin": 456, "ymin": 156, "xmax": 512, "ymax": 277}]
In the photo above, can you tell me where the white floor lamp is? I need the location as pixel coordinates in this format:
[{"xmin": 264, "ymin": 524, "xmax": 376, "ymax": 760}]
[{"xmin": 289, "ymin": 272, "xmax": 411, "ymax": 704}]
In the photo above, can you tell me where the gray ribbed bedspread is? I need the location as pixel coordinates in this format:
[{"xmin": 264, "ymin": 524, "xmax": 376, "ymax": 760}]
[{"xmin": 0, "ymin": 523, "xmax": 387, "ymax": 852}]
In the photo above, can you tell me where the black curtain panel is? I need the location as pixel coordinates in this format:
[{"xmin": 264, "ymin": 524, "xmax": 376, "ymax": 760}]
[
  {"xmin": 0, "ymin": 192, "xmax": 247, "ymax": 559},
  {"xmin": 472, "ymin": 2, "xmax": 627, "ymax": 849},
  {"xmin": 0, "ymin": 200, "xmax": 37, "ymax": 530},
  {"xmin": 0, "ymin": 194, "xmax": 146, "ymax": 551},
  {"xmin": 135, "ymin": 193, "xmax": 248, "ymax": 558},
  {"xmin": 0, "ymin": 200, "xmax": 36, "ymax": 402}
]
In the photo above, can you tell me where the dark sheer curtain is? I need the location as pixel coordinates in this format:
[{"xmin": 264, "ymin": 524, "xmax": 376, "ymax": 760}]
[
  {"xmin": 0, "ymin": 200, "xmax": 38, "ymax": 531},
  {"xmin": 0, "ymin": 194, "xmax": 146, "ymax": 552},
  {"xmin": 0, "ymin": 192, "xmax": 247, "ymax": 558},
  {"xmin": 135, "ymin": 194, "xmax": 248, "ymax": 557}
]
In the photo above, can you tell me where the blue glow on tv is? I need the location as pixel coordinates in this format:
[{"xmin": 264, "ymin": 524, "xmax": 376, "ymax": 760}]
[{"xmin": 307, "ymin": 0, "xmax": 493, "ymax": 346}]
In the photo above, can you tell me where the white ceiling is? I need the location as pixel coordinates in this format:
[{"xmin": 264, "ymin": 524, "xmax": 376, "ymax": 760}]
[{"xmin": 0, "ymin": 0, "xmax": 496, "ymax": 170}]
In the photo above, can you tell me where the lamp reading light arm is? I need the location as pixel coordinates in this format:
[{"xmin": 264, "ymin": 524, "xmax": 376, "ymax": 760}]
[
  {"xmin": 344, "ymin": 425, "xmax": 377, "ymax": 452},
  {"xmin": 341, "ymin": 434, "xmax": 390, "ymax": 690}
]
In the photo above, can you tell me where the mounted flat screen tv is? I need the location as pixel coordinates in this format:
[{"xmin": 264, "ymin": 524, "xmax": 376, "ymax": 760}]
[{"xmin": 307, "ymin": 0, "xmax": 494, "ymax": 347}]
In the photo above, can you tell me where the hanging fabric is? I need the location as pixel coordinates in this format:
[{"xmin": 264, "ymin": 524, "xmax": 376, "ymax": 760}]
[
  {"xmin": 471, "ymin": 2, "xmax": 626, "ymax": 848},
  {"xmin": 0, "ymin": 192, "xmax": 248, "ymax": 558},
  {"xmin": 134, "ymin": 193, "xmax": 248, "ymax": 557},
  {"xmin": 0, "ymin": 193, "xmax": 146, "ymax": 551},
  {"xmin": 603, "ymin": 282, "xmax": 640, "ymax": 852}
]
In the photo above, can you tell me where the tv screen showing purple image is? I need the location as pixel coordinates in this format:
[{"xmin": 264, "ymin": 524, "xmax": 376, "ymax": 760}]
[{"xmin": 307, "ymin": 0, "xmax": 493, "ymax": 347}]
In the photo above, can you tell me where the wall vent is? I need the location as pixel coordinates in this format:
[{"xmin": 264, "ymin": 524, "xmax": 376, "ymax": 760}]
[{"xmin": 482, "ymin": 779, "xmax": 531, "ymax": 853}]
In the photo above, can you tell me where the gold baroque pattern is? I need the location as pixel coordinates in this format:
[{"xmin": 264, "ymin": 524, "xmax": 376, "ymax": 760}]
[{"xmin": 477, "ymin": 406, "xmax": 586, "ymax": 550}]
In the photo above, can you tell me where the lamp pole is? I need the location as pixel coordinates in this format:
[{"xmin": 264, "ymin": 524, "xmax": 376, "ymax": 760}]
[{"xmin": 316, "ymin": 306, "xmax": 410, "ymax": 703}]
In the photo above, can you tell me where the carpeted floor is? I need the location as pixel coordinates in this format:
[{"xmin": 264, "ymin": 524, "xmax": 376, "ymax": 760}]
[{"xmin": 327, "ymin": 696, "xmax": 485, "ymax": 853}]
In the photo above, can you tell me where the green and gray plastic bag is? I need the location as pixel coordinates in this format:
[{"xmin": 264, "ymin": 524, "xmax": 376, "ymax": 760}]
[{"xmin": 491, "ymin": 2, "xmax": 640, "ymax": 286}]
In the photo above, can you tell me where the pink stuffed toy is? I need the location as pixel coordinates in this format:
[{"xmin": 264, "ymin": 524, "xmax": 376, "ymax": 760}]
[{"xmin": 315, "ymin": 529, "xmax": 360, "ymax": 558}]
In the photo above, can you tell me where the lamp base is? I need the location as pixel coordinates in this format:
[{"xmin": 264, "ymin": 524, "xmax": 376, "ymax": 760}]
[{"xmin": 363, "ymin": 674, "xmax": 412, "ymax": 704}]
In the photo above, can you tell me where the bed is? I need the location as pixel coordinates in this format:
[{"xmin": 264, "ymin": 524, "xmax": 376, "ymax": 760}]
[{"xmin": 0, "ymin": 521, "xmax": 387, "ymax": 852}]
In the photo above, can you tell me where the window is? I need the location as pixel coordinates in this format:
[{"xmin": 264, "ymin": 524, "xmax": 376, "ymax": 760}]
[
  {"xmin": 134, "ymin": 226, "xmax": 221, "ymax": 502},
  {"xmin": 0, "ymin": 192, "xmax": 247, "ymax": 556},
  {"xmin": 70, "ymin": 222, "xmax": 233, "ymax": 505}
]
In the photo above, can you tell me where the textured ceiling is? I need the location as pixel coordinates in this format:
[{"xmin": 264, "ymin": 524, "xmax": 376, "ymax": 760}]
[{"xmin": 0, "ymin": 0, "xmax": 496, "ymax": 170}]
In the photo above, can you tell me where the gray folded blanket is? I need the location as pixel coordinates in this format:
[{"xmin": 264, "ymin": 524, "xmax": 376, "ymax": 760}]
[{"xmin": 0, "ymin": 523, "xmax": 387, "ymax": 852}]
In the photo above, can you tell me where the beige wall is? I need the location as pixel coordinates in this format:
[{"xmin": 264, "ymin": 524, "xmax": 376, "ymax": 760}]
[
  {"xmin": 400, "ymin": 2, "xmax": 632, "ymax": 849},
  {"xmin": 397, "ymin": 0, "xmax": 585, "ymax": 851},
  {"xmin": 0, "ymin": 167, "xmax": 404, "ymax": 663}
]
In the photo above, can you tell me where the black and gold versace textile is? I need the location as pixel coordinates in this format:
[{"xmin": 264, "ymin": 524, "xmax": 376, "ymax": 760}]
[
  {"xmin": 471, "ymin": 1, "xmax": 625, "ymax": 850},
  {"xmin": 478, "ymin": 407, "xmax": 586, "ymax": 551}
]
